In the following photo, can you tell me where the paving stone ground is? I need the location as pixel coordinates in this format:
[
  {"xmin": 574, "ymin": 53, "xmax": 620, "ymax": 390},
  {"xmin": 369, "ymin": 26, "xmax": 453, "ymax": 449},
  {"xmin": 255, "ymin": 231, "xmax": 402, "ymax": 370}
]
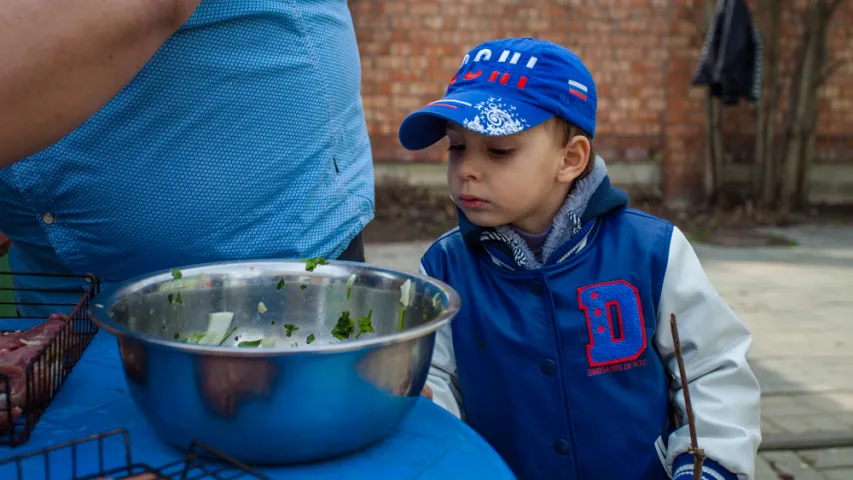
[{"xmin": 365, "ymin": 225, "xmax": 853, "ymax": 478}]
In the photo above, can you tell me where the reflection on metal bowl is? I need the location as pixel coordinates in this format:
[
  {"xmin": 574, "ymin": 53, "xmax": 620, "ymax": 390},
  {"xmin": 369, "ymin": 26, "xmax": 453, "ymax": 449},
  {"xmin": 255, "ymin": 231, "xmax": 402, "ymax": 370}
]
[
  {"xmin": 196, "ymin": 355, "xmax": 277, "ymax": 418},
  {"xmin": 117, "ymin": 337, "xmax": 147, "ymax": 385},
  {"xmin": 89, "ymin": 260, "xmax": 460, "ymax": 465}
]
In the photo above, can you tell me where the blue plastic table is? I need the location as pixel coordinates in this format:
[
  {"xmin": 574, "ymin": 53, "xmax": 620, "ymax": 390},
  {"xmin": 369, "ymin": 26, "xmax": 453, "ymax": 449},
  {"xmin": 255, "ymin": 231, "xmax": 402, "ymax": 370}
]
[{"xmin": 0, "ymin": 332, "xmax": 515, "ymax": 479}]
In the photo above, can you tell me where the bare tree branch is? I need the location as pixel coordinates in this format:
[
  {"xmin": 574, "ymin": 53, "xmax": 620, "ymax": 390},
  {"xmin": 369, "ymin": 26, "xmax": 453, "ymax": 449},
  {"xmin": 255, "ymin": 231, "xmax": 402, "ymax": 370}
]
[
  {"xmin": 817, "ymin": 3, "xmax": 851, "ymax": 86},
  {"xmin": 818, "ymin": 58, "xmax": 847, "ymax": 85},
  {"xmin": 828, "ymin": 0, "xmax": 847, "ymax": 15}
]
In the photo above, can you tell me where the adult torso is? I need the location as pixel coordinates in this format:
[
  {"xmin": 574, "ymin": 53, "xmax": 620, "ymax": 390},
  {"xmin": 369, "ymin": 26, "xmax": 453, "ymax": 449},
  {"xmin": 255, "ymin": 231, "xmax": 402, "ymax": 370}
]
[{"xmin": 0, "ymin": 0, "xmax": 374, "ymax": 289}]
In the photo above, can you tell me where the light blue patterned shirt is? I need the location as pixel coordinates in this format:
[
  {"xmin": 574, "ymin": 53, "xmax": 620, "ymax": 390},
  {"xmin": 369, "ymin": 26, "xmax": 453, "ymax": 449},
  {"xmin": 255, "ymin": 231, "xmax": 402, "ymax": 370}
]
[{"xmin": 0, "ymin": 1, "xmax": 374, "ymax": 316}]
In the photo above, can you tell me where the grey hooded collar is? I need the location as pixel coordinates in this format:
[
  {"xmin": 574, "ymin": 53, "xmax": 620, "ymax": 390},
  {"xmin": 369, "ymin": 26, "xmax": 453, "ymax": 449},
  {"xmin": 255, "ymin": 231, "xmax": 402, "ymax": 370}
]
[{"xmin": 479, "ymin": 155, "xmax": 608, "ymax": 270}]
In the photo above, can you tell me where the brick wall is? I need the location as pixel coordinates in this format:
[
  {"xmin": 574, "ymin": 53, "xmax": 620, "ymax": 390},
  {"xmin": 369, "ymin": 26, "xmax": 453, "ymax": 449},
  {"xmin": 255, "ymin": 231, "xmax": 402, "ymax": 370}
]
[{"xmin": 351, "ymin": 0, "xmax": 853, "ymax": 201}]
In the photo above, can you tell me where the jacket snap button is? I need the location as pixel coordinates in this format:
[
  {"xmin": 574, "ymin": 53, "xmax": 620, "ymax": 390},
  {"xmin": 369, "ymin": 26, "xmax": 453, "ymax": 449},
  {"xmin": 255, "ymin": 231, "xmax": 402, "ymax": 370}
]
[
  {"xmin": 529, "ymin": 280, "xmax": 544, "ymax": 296},
  {"xmin": 540, "ymin": 359, "xmax": 557, "ymax": 375},
  {"xmin": 553, "ymin": 439, "xmax": 570, "ymax": 455}
]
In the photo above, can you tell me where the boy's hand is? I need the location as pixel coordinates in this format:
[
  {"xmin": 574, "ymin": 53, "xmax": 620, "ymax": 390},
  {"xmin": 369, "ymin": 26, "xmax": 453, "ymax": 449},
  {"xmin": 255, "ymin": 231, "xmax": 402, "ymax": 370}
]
[{"xmin": 421, "ymin": 384, "xmax": 433, "ymax": 400}]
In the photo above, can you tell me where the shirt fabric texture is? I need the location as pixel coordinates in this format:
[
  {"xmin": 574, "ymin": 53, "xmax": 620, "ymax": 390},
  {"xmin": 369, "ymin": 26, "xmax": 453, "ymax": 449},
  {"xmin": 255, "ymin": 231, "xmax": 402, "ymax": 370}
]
[{"xmin": 0, "ymin": 0, "xmax": 375, "ymax": 317}]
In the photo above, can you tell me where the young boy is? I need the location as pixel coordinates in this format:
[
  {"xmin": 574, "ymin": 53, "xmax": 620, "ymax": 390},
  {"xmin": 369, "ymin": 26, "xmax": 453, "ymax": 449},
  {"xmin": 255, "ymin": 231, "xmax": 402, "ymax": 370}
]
[{"xmin": 398, "ymin": 38, "xmax": 761, "ymax": 480}]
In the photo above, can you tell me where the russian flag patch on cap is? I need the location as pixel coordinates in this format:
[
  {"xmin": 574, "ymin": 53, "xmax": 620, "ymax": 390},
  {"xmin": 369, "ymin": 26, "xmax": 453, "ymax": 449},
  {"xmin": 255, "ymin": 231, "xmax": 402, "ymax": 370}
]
[{"xmin": 568, "ymin": 80, "xmax": 588, "ymax": 102}]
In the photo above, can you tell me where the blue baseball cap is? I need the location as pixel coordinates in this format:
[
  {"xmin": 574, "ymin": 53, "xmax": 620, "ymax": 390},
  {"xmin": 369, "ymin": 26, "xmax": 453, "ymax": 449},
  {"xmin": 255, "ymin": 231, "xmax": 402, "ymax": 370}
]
[{"xmin": 398, "ymin": 37, "xmax": 597, "ymax": 151}]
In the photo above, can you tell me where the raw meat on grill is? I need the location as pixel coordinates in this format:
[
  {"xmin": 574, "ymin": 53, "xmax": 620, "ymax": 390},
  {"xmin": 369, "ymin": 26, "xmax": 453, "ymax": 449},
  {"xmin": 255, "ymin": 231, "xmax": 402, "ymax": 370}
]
[
  {"xmin": 0, "ymin": 313, "xmax": 69, "ymax": 352},
  {"xmin": 0, "ymin": 313, "xmax": 71, "ymax": 429},
  {"xmin": 0, "ymin": 233, "xmax": 9, "ymax": 257}
]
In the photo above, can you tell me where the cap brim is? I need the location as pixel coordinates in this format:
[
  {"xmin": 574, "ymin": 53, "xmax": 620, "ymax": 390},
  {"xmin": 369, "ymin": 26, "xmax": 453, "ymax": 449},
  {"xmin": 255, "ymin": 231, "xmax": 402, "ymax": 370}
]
[{"xmin": 398, "ymin": 90, "xmax": 553, "ymax": 151}]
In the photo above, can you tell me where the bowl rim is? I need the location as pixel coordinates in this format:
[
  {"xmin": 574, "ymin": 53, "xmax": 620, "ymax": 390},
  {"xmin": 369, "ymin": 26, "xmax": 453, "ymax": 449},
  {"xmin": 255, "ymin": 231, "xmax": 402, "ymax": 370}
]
[{"xmin": 88, "ymin": 259, "xmax": 461, "ymax": 357}]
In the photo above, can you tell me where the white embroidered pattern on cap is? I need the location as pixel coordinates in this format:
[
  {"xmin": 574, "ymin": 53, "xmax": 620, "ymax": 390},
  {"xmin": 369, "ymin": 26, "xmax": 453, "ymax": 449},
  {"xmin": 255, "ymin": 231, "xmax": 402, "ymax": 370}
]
[{"xmin": 463, "ymin": 98, "xmax": 529, "ymax": 136}]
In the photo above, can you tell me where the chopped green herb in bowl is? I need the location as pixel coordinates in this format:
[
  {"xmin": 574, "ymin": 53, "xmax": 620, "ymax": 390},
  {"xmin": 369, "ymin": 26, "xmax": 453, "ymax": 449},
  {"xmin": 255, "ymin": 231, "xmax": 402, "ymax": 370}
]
[
  {"xmin": 356, "ymin": 310, "xmax": 374, "ymax": 339},
  {"xmin": 331, "ymin": 311, "xmax": 355, "ymax": 340},
  {"xmin": 346, "ymin": 274, "xmax": 357, "ymax": 300},
  {"xmin": 302, "ymin": 257, "xmax": 329, "ymax": 272}
]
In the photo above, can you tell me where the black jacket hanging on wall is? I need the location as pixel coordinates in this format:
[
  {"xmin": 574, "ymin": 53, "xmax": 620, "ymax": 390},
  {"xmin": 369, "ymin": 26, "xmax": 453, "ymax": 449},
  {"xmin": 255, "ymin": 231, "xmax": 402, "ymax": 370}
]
[{"xmin": 692, "ymin": 0, "xmax": 763, "ymax": 105}]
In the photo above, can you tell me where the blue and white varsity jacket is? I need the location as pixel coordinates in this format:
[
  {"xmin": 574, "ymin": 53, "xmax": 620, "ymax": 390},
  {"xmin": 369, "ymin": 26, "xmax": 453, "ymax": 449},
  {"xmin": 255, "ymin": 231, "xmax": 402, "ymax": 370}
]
[{"xmin": 421, "ymin": 158, "xmax": 762, "ymax": 480}]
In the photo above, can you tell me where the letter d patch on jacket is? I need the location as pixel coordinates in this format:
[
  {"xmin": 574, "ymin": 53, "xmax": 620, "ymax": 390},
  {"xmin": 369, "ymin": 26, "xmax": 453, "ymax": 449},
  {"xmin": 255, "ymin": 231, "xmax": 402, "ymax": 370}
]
[{"xmin": 578, "ymin": 281, "xmax": 649, "ymax": 376}]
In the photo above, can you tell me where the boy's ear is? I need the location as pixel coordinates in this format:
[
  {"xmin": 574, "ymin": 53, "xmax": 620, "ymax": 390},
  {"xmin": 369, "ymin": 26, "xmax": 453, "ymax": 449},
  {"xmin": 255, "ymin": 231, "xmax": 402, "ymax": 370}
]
[{"xmin": 556, "ymin": 135, "xmax": 591, "ymax": 184}]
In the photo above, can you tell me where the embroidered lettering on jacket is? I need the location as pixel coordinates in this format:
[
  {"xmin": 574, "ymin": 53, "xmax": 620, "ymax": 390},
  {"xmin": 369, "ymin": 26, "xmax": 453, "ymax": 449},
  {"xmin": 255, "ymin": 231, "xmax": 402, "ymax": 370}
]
[{"xmin": 577, "ymin": 280, "xmax": 649, "ymax": 376}]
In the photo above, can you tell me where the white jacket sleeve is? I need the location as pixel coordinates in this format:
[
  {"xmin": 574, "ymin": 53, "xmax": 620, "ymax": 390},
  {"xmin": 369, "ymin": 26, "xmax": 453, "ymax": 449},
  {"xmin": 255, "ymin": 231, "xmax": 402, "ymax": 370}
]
[
  {"xmin": 419, "ymin": 262, "xmax": 463, "ymax": 419},
  {"xmin": 654, "ymin": 227, "xmax": 762, "ymax": 480}
]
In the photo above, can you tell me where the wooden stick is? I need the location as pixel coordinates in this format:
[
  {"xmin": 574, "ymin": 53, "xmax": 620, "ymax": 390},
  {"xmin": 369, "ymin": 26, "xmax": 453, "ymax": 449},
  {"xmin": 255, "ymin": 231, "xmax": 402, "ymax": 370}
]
[{"xmin": 670, "ymin": 313, "xmax": 705, "ymax": 480}]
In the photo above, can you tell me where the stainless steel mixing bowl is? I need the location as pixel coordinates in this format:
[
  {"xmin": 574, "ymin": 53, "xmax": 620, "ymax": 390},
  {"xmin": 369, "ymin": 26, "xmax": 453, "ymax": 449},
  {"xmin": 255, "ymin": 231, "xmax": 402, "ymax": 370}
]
[{"xmin": 89, "ymin": 259, "xmax": 460, "ymax": 465}]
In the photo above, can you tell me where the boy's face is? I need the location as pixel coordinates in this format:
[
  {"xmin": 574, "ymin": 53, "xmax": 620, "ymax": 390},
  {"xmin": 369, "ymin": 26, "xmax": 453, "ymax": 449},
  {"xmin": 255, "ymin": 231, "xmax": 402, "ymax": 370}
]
[{"xmin": 446, "ymin": 120, "xmax": 590, "ymax": 234}]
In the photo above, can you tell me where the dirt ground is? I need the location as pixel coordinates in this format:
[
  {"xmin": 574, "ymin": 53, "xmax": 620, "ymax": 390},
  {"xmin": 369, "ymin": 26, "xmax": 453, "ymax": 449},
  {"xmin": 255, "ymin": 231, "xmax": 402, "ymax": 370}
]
[{"xmin": 362, "ymin": 182, "xmax": 853, "ymax": 246}]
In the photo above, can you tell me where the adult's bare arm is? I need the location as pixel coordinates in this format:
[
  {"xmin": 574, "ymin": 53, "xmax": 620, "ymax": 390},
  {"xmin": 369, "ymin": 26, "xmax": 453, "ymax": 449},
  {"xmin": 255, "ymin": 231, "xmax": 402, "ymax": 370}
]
[{"xmin": 0, "ymin": 0, "xmax": 202, "ymax": 168}]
